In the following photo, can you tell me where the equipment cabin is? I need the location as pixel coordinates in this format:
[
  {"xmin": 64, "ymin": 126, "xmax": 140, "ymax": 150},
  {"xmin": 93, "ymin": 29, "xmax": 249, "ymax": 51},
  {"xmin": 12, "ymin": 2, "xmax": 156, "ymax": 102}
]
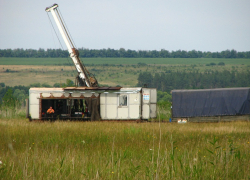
[{"xmin": 28, "ymin": 87, "xmax": 157, "ymax": 121}]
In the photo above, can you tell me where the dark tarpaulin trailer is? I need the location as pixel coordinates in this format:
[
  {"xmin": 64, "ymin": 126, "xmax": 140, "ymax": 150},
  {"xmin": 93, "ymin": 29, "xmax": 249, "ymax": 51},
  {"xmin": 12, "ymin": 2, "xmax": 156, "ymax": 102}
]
[{"xmin": 172, "ymin": 87, "xmax": 250, "ymax": 118}]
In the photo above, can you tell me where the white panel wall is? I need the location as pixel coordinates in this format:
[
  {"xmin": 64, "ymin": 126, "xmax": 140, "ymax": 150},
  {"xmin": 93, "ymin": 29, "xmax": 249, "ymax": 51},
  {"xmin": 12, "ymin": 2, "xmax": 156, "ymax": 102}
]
[
  {"xmin": 150, "ymin": 89, "xmax": 157, "ymax": 103},
  {"xmin": 100, "ymin": 94, "xmax": 106, "ymax": 105},
  {"xmin": 100, "ymin": 105, "xmax": 106, "ymax": 118},
  {"xmin": 117, "ymin": 108, "xmax": 128, "ymax": 119},
  {"xmin": 142, "ymin": 104, "xmax": 150, "ymax": 119},
  {"xmin": 150, "ymin": 89, "xmax": 157, "ymax": 118},
  {"xmin": 150, "ymin": 104, "xmax": 157, "ymax": 118},
  {"xmin": 30, "ymin": 104, "xmax": 39, "ymax": 119},
  {"xmin": 142, "ymin": 88, "xmax": 157, "ymax": 119},
  {"xmin": 129, "ymin": 105, "xmax": 140, "ymax": 119},
  {"xmin": 107, "ymin": 105, "xmax": 117, "ymax": 119},
  {"xmin": 100, "ymin": 93, "xmax": 118, "ymax": 119},
  {"xmin": 101, "ymin": 92, "xmax": 141, "ymax": 120},
  {"xmin": 129, "ymin": 93, "xmax": 140, "ymax": 105},
  {"xmin": 107, "ymin": 93, "xmax": 118, "ymax": 104},
  {"xmin": 29, "ymin": 92, "xmax": 40, "ymax": 119},
  {"xmin": 29, "ymin": 93, "xmax": 39, "ymax": 105}
]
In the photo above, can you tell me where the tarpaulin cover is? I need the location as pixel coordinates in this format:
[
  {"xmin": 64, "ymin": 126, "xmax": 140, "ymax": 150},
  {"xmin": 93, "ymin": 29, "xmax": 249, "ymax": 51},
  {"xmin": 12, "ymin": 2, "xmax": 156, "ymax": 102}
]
[{"xmin": 172, "ymin": 88, "xmax": 250, "ymax": 118}]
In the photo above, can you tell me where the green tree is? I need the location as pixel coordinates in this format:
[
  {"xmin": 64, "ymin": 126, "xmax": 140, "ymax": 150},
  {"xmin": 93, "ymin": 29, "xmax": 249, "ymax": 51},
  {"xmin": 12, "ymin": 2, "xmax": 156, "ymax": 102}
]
[
  {"xmin": 1, "ymin": 89, "xmax": 20, "ymax": 118},
  {"xmin": 30, "ymin": 83, "xmax": 41, "ymax": 87},
  {"xmin": 157, "ymin": 91, "xmax": 172, "ymax": 102},
  {"xmin": 66, "ymin": 79, "xmax": 74, "ymax": 87},
  {"xmin": 53, "ymin": 82, "xmax": 66, "ymax": 87},
  {"xmin": 218, "ymin": 62, "xmax": 225, "ymax": 66},
  {"xmin": 41, "ymin": 83, "xmax": 51, "ymax": 87},
  {"xmin": 2, "ymin": 89, "xmax": 17, "ymax": 108},
  {"xmin": 0, "ymin": 83, "xmax": 5, "ymax": 88},
  {"xmin": 13, "ymin": 89, "xmax": 27, "ymax": 104},
  {"xmin": 137, "ymin": 72, "xmax": 153, "ymax": 87}
]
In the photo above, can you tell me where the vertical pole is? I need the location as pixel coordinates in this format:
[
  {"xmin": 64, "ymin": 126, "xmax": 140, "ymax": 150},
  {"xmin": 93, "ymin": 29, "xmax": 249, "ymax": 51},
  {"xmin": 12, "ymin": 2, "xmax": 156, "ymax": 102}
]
[
  {"xmin": 46, "ymin": 4, "xmax": 91, "ymax": 87},
  {"xmin": 50, "ymin": 9, "xmax": 73, "ymax": 53}
]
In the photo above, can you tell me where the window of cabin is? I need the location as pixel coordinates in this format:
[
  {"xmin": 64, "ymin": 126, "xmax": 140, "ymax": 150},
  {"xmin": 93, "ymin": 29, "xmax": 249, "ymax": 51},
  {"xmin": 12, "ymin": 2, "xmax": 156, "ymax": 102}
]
[{"xmin": 119, "ymin": 95, "xmax": 127, "ymax": 106}]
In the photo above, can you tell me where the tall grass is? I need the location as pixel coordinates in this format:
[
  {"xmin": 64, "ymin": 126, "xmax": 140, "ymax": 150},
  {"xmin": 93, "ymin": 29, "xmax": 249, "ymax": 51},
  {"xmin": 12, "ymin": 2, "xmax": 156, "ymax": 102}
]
[
  {"xmin": 0, "ymin": 119, "xmax": 249, "ymax": 179},
  {"xmin": 0, "ymin": 89, "xmax": 26, "ymax": 119},
  {"xmin": 0, "ymin": 106, "xmax": 26, "ymax": 119},
  {"xmin": 155, "ymin": 101, "xmax": 171, "ymax": 122}
]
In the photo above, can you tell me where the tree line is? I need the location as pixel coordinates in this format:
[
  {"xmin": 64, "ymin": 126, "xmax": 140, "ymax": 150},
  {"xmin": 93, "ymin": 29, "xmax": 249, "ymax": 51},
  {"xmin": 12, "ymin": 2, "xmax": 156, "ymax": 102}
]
[
  {"xmin": 0, "ymin": 84, "xmax": 29, "ymax": 107},
  {"xmin": 0, "ymin": 79, "xmax": 75, "ymax": 106},
  {"xmin": 1, "ymin": 48, "xmax": 250, "ymax": 58},
  {"xmin": 137, "ymin": 70, "xmax": 250, "ymax": 93}
]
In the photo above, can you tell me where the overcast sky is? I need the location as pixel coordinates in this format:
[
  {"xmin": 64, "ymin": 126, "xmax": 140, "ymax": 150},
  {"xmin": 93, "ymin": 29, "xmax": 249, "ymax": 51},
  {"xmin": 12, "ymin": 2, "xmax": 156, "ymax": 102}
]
[{"xmin": 0, "ymin": 0, "xmax": 249, "ymax": 52}]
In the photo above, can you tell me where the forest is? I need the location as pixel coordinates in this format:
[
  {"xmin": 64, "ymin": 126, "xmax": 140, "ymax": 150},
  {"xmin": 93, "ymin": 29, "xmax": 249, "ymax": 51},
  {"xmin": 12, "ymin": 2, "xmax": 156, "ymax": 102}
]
[
  {"xmin": 1, "ymin": 48, "xmax": 250, "ymax": 58},
  {"xmin": 137, "ymin": 70, "xmax": 250, "ymax": 93}
]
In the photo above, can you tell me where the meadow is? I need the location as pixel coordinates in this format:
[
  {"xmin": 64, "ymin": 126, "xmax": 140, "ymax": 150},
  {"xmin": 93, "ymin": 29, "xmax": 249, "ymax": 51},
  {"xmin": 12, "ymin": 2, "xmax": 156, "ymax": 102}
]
[
  {"xmin": 0, "ymin": 58, "xmax": 249, "ymax": 87},
  {"xmin": 1, "ymin": 57, "xmax": 250, "ymax": 65},
  {"xmin": 0, "ymin": 117, "xmax": 250, "ymax": 179},
  {"xmin": 1, "ymin": 57, "xmax": 250, "ymax": 179}
]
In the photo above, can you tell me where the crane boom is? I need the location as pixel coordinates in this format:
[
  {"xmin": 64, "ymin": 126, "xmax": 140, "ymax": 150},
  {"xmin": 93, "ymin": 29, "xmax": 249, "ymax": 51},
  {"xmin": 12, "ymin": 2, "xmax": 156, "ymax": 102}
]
[{"xmin": 45, "ymin": 4, "xmax": 98, "ymax": 87}]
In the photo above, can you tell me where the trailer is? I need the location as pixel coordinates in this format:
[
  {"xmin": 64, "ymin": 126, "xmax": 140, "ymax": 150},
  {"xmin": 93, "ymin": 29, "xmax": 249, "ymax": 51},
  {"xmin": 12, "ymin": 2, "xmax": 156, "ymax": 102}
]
[
  {"xmin": 28, "ymin": 87, "xmax": 157, "ymax": 121},
  {"xmin": 172, "ymin": 87, "xmax": 250, "ymax": 122}
]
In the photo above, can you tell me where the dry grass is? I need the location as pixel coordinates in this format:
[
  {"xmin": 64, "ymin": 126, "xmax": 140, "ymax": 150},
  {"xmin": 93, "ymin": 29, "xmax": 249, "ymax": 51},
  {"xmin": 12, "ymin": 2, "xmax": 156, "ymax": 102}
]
[
  {"xmin": 0, "ymin": 65, "xmax": 139, "ymax": 87},
  {"xmin": 1, "ymin": 63, "xmax": 249, "ymax": 87},
  {"xmin": 0, "ymin": 65, "xmax": 75, "ymax": 87},
  {"xmin": 0, "ymin": 118, "xmax": 250, "ymax": 179}
]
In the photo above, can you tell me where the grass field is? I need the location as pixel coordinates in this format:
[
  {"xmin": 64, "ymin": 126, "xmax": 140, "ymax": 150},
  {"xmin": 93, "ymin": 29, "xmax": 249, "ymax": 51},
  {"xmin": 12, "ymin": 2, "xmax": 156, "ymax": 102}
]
[
  {"xmin": 0, "ymin": 118, "xmax": 250, "ymax": 179},
  {"xmin": 0, "ymin": 64, "xmax": 139, "ymax": 87},
  {"xmin": 1, "ymin": 56, "xmax": 250, "ymax": 179},
  {"xmin": 1, "ymin": 57, "xmax": 250, "ymax": 87},
  {"xmin": 1, "ymin": 57, "xmax": 250, "ymax": 65}
]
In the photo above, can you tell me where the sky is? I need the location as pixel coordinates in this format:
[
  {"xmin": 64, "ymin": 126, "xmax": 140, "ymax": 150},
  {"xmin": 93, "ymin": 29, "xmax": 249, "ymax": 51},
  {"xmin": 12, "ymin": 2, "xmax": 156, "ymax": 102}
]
[{"xmin": 0, "ymin": 0, "xmax": 250, "ymax": 52}]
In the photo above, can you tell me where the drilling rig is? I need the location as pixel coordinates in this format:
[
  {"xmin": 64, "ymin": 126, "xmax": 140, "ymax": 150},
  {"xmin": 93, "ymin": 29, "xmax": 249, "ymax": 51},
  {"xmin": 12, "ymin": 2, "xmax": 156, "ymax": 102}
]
[{"xmin": 45, "ymin": 4, "xmax": 98, "ymax": 87}]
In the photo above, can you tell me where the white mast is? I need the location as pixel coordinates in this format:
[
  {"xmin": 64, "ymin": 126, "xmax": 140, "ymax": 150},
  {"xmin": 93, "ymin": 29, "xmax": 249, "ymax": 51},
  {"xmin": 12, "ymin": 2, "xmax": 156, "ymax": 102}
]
[{"xmin": 46, "ymin": 4, "xmax": 91, "ymax": 87}]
